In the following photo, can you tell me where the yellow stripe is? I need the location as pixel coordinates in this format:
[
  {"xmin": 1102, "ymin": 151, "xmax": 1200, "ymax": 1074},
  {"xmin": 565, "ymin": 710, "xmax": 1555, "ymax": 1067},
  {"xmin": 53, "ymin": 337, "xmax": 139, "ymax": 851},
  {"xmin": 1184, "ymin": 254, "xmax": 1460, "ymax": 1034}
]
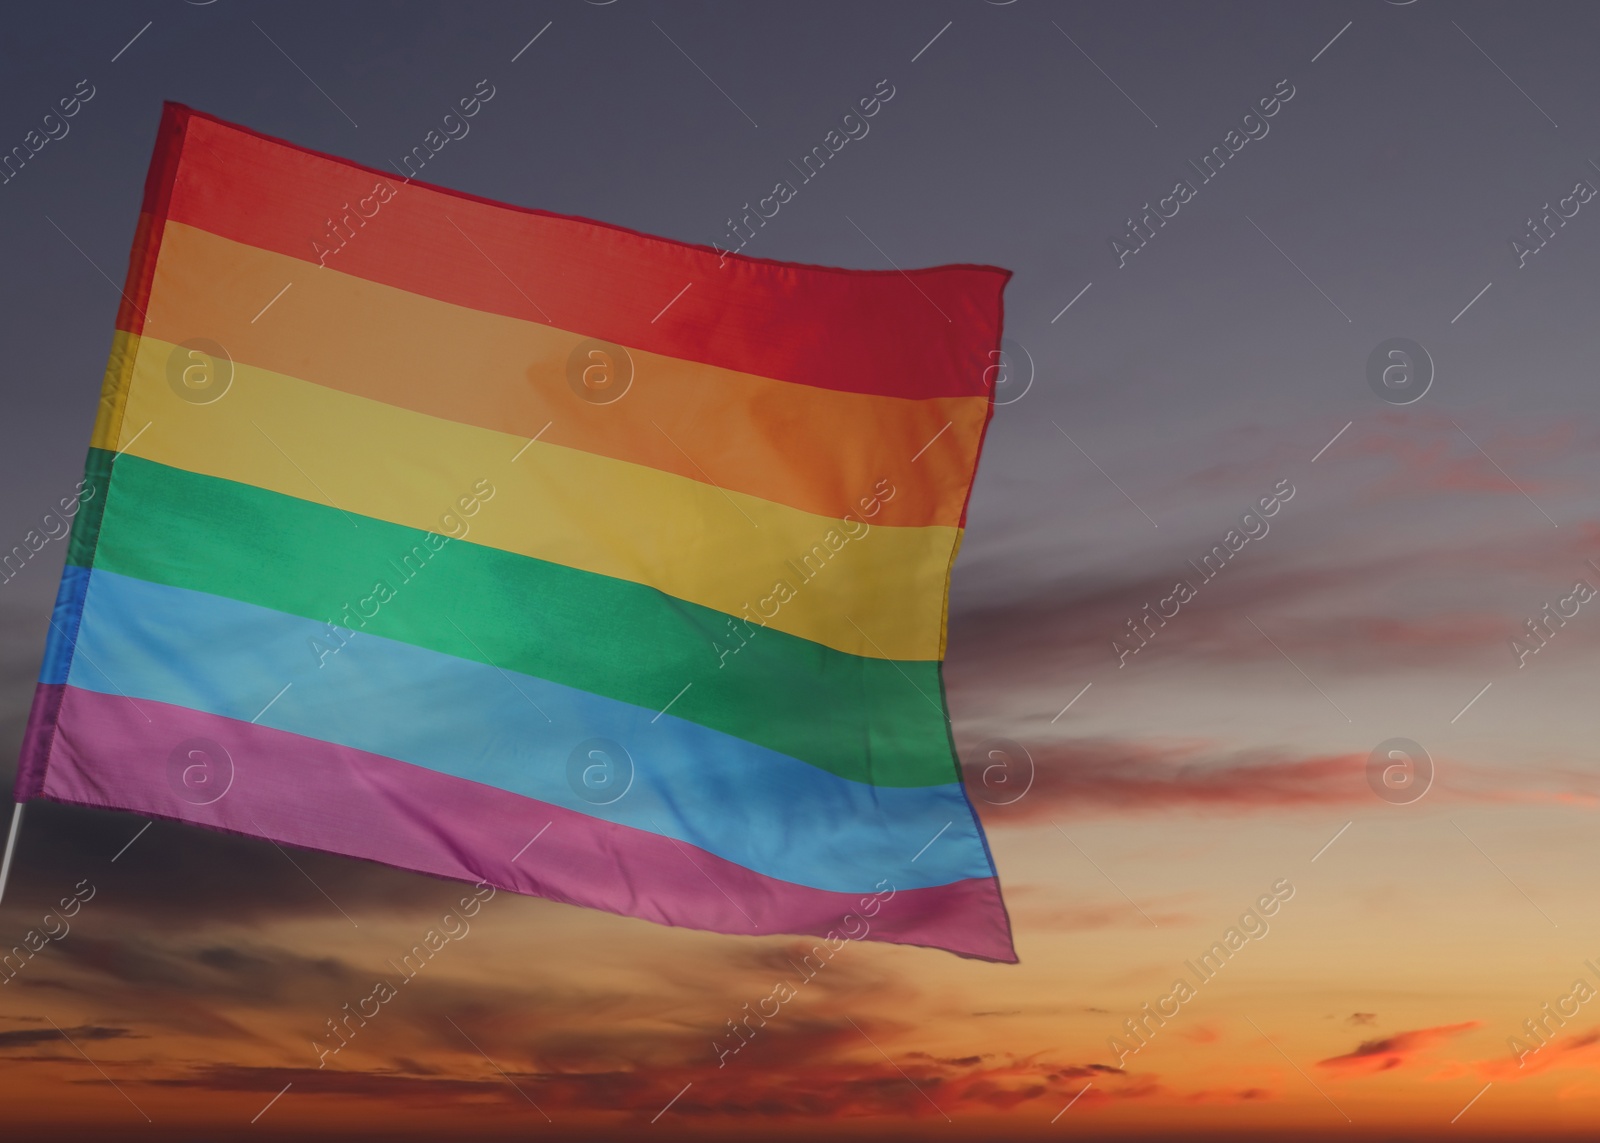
[
  {"xmin": 105, "ymin": 337, "xmax": 957, "ymax": 661},
  {"xmin": 93, "ymin": 330, "xmax": 141, "ymax": 459}
]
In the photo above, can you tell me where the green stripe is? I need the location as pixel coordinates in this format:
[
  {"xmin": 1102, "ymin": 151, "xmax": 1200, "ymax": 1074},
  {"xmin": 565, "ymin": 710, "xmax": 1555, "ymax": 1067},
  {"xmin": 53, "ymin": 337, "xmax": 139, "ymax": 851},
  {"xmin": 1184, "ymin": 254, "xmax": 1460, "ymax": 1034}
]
[
  {"xmin": 66, "ymin": 446, "xmax": 113, "ymax": 569},
  {"xmin": 85, "ymin": 450, "xmax": 957, "ymax": 788}
]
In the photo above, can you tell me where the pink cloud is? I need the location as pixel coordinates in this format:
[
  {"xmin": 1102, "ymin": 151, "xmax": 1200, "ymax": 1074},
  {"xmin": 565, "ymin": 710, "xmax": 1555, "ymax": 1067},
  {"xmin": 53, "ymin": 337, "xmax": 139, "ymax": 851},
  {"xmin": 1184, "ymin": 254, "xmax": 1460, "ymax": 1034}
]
[{"xmin": 964, "ymin": 739, "xmax": 1364, "ymax": 821}]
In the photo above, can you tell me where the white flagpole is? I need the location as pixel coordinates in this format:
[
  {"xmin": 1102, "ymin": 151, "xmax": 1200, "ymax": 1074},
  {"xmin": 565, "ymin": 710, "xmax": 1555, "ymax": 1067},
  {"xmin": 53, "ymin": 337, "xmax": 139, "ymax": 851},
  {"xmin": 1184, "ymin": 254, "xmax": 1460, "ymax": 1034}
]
[{"xmin": 0, "ymin": 802, "xmax": 24, "ymax": 909}]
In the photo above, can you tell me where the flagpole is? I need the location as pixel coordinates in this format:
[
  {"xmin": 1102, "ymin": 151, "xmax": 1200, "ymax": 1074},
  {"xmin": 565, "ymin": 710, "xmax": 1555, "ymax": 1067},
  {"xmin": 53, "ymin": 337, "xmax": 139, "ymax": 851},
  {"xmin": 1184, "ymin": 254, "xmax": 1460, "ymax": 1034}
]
[{"xmin": 0, "ymin": 801, "xmax": 23, "ymax": 909}]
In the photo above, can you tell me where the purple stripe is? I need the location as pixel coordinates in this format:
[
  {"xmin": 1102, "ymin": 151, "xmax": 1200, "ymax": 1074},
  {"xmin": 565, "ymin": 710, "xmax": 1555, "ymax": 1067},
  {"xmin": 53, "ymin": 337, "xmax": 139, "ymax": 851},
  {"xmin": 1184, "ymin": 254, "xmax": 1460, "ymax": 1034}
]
[
  {"xmin": 36, "ymin": 685, "xmax": 1017, "ymax": 962},
  {"xmin": 14, "ymin": 683, "xmax": 66, "ymax": 800}
]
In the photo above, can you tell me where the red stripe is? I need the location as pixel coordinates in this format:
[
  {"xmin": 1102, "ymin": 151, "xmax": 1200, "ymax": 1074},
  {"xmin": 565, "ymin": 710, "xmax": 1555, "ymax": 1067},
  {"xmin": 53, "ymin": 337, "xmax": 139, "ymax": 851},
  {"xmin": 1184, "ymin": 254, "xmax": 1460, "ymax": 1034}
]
[
  {"xmin": 156, "ymin": 103, "xmax": 1009, "ymax": 400},
  {"xmin": 119, "ymin": 102, "xmax": 192, "ymax": 335},
  {"xmin": 36, "ymin": 685, "xmax": 1018, "ymax": 963}
]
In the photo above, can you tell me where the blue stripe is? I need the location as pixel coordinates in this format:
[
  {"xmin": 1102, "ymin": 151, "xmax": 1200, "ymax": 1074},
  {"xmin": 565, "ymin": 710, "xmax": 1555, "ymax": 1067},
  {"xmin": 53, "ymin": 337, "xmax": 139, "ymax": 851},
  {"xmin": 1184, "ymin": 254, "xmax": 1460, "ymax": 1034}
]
[
  {"xmin": 68, "ymin": 569, "xmax": 991, "ymax": 893},
  {"xmin": 39, "ymin": 563, "xmax": 90, "ymax": 685}
]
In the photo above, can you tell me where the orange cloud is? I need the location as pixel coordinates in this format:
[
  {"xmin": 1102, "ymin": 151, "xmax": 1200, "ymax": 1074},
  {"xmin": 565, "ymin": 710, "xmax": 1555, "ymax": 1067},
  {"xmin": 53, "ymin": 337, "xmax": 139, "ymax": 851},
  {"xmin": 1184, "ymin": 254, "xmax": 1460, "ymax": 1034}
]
[
  {"xmin": 1316, "ymin": 1021, "xmax": 1481, "ymax": 1075},
  {"xmin": 146, "ymin": 1042, "xmax": 1129, "ymax": 1122},
  {"xmin": 1183, "ymin": 1085, "xmax": 1269, "ymax": 1103},
  {"xmin": 1483, "ymin": 1025, "xmax": 1600, "ymax": 1080}
]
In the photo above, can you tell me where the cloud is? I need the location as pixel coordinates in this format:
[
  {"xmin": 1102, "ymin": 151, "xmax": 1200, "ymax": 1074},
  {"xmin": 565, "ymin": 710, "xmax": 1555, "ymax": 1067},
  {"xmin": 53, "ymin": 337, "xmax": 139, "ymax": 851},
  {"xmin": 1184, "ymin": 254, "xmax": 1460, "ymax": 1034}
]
[
  {"xmin": 8, "ymin": 921, "xmax": 1228, "ymax": 1126},
  {"xmin": 0, "ymin": 917, "xmax": 1298, "ymax": 1130},
  {"xmin": 961, "ymin": 734, "xmax": 1597, "ymax": 822},
  {"xmin": 1183, "ymin": 1085, "xmax": 1269, "ymax": 1103},
  {"xmin": 1008, "ymin": 899, "xmax": 1195, "ymax": 931},
  {"xmin": 147, "ymin": 1062, "xmax": 520, "ymax": 1102},
  {"xmin": 0, "ymin": 1024, "xmax": 136, "ymax": 1050},
  {"xmin": 146, "ymin": 1037, "xmax": 1135, "ymax": 1122},
  {"xmin": 946, "ymin": 464, "xmax": 1600, "ymax": 711},
  {"xmin": 946, "ymin": 552, "xmax": 1547, "ymax": 698},
  {"xmin": 998, "ymin": 883, "xmax": 1192, "ymax": 930},
  {"xmin": 1317, "ymin": 1021, "xmax": 1481, "ymax": 1075},
  {"xmin": 33, "ymin": 925, "xmax": 681, "ymax": 1063},
  {"xmin": 0, "ymin": 800, "xmax": 495, "ymax": 932},
  {"xmin": 1496, "ymin": 1027, "xmax": 1600, "ymax": 1079},
  {"xmin": 963, "ymin": 738, "xmax": 1368, "ymax": 822},
  {"xmin": 1350, "ymin": 412, "xmax": 1578, "ymax": 501}
]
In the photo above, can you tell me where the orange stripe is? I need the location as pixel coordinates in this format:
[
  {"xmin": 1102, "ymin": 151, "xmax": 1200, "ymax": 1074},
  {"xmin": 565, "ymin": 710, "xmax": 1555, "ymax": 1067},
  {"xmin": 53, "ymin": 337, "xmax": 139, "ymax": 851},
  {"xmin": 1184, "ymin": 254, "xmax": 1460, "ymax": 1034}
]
[{"xmin": 141, "ymin": 222, "xmax": 989, "ymax": 528}]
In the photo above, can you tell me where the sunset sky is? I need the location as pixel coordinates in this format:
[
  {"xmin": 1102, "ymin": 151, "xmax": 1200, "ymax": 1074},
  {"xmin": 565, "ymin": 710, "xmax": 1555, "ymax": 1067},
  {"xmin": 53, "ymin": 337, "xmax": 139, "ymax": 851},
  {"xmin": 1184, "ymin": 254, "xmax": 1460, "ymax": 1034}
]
[{"xmin": 5, "ymin": 2, "xmax": 1600, "ymax": 1139}]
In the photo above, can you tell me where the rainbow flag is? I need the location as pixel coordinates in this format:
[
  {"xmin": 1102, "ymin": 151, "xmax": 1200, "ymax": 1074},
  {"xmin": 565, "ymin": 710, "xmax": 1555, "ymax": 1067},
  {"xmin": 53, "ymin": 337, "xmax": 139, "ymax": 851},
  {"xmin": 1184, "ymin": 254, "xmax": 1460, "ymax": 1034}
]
[{"xmin": 15, "ymin": 104, "xmax": 1015, "ymax": 962}]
